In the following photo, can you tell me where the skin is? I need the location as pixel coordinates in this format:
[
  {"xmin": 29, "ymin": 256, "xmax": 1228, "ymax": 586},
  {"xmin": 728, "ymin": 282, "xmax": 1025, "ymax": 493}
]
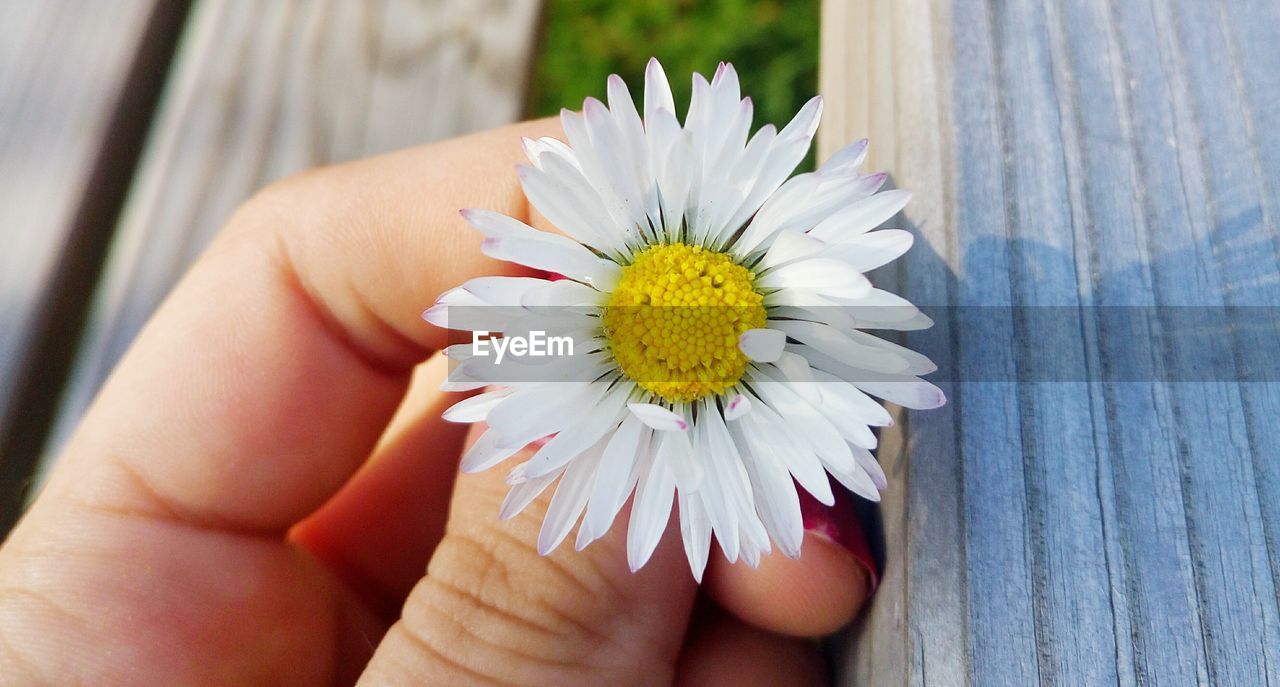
[{"xmin": 0, "ymin": 119, "xmax": 868, "ymax": 686}]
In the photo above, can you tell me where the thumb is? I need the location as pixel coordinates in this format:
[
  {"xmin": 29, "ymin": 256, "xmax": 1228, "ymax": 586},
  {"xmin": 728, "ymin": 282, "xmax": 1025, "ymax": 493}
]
[{"xmin": 358, "ymin": 426, "xmax": 699, "ymax": 686}]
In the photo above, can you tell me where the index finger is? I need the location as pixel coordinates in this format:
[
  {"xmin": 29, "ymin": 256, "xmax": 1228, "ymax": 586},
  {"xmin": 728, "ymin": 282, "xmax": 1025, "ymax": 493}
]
[{"xmin": 34, "ymin": 118, "xmax": 562, "ymax": 535}]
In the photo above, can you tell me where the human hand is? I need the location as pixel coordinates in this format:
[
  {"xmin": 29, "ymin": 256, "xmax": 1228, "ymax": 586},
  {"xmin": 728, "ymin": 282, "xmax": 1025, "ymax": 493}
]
[{"xmin": 0, "ymin": 119, "xmax": 873, "ymax": 686}]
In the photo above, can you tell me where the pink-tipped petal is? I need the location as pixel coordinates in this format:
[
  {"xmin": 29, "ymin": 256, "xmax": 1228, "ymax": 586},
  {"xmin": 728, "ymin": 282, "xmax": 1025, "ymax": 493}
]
[
  {"xmin": 627, "ymin": 403, "xmax": 688, "ymax": 431},
  {"xmin": 724, "ymin": 393, "xmax": 752, "ymax": 421}
]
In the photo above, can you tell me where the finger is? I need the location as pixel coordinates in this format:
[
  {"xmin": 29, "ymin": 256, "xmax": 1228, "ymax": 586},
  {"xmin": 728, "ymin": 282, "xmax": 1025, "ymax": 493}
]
[
  {"xmin": 675, "ymin": 608, "xmax": 827, "ymax": 687},
  {"xmin": 35, "ymin": 119, "xmax": 561, "ymax": 535},
  {"xmin": 358, "ymin": 428, "xmax": 700, "ymax": 686},
  {"xmin": 291, "ymin": 354, "xmax": 466, "ymax": 618},
  {"xmin": 292, "ymin": 131, "xmax": 577, "ymax": 613},
  {"xmin": 704, "ymin": 482, "xmax": 874, "ymax": 637}
]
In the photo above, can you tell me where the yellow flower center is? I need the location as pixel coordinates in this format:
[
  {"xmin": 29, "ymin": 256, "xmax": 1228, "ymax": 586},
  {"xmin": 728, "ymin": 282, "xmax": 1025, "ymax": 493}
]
[{"xmin": 603, "ymin": 243, "xmax": 766, "ymax": 403}]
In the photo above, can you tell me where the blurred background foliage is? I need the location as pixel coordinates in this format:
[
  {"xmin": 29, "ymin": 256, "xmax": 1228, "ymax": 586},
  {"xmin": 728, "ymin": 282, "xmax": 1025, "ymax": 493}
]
[{"xmin": 529, "ymin": 0, "xmax": 820, "ymax": 134}]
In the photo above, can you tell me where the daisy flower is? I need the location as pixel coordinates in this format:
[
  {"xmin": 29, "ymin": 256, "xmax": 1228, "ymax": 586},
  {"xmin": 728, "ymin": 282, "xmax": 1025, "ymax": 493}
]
[{"xmin": 424, "ymin": 58, "xmax": 944, "ymax": 580}]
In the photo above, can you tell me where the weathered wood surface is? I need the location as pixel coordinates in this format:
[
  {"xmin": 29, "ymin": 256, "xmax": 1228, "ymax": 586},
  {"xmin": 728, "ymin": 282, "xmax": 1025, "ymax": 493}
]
[
  {"xmin": 0, "ymin": 0, "xmax": 155, "ymax": 441},
  {"xmin": 822, "ymin": 0, "xmax": 1280, "ymax": 684},
  {"xmin": 38, "ymin": 0, "xmax": 543, "ymax": 481}
]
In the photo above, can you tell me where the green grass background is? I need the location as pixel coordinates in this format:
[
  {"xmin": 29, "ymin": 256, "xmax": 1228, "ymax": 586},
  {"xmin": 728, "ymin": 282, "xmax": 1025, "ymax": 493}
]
[{"xmin": 529, "ymin": 0, "xmax": 820, "ymax": 135}]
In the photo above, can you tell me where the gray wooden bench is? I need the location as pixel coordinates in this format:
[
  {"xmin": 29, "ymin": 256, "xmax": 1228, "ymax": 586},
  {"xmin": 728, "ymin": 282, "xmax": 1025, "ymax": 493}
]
[
  {"xmin": 0, "ymin": 0, "xmax": 542, "ymax": 530},
  {"xmin": 0, "ymin": 0, "xmax": 182, "ymax": 525},
  {"xmin": 823, "ymin": 0, "xmax": 1280, "ymax": 683}
]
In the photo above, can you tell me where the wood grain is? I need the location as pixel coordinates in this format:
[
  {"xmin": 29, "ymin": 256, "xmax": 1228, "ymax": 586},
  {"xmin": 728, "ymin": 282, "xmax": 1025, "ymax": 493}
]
[
  {"xmin": 37, "ymin": 0, "xmax": 543, "ymax": 480},
  {"xmin": 821, "ymin": 0, "xmax": 1280, "ymax": 684},
  {"xmin": 0, "ymin": 0, "xmax": 155, "ymax": 434}
]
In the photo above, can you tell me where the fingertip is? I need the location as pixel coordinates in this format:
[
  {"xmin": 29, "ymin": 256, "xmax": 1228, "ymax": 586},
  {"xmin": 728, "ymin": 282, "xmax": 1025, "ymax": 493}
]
[
  {"xmin": 704, "ymin": 530, "xmax": 871, "ymax": 637},
  {"xmin": 675, "ymin": 609, "xmax": 828, "ymax": 687}
]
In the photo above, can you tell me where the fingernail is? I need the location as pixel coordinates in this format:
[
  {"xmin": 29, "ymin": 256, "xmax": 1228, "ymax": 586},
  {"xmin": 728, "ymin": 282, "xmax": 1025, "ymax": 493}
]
[{"xmin": 799, "ymin": 478, "xmax": 879, "ymax": 592}]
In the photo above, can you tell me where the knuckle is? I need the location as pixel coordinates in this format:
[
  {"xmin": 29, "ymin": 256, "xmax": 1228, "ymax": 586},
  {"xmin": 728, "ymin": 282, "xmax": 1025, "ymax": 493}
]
[{"xmin": 214, "ymin": 163, "xmax": 343, "ymax": 249}]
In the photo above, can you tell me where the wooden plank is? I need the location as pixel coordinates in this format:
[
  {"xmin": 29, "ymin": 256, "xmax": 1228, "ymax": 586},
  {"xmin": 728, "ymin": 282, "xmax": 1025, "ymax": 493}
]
[
  {"xmin": 0, "ymin": 0, "xmax": 156, "ymax": 448},
  {"xmin": 821, "ymin": 0, "xmax": 1280, "ymax": 684},
  {"xmin": 35, "ymin": 0, "xmax": 542, "ymax": 487},
  {"xmin": 0, "ymin": 1, "xmax": 190, "ymax": 531}
]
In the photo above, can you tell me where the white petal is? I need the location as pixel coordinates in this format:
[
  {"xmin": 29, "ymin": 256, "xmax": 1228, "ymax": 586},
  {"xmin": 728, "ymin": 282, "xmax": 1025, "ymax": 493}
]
[
  {"xmin": 842, "ymin": 329, "xmax": 937, "ymax": 375},
  {"xmin": 750, "ymin": 376, "xmax": 855, "ymax": 474},
  {"xmin": 760, "ymin": 232, "xmax": 825, "ymax": 269},
  {"xmin": 526, "ymin": 141, "xmax": 620, "ymax": 232},
  {"xmin": 627, "ymin": 438, "xmax": 677, "ymax": 571},
  {"xmin": 811, "ymin": 396, "xmax": 879, "ymax": 450},
  {"xmin": 771, "ymin": 350, "xmax": 816, "ymax": 387},
  {"xmin": 464, "ymin": 209, "xmax": 620, "ymax": 286},
  {"xmin": 521, "ymin": 135, "xmax": 578, "ymax": 169},
  {"xmin": 801, "ymin": 343, "xmax": 943, "ymax": 409},
  {"xmin": 853, "ymin": 445, "xmax": 889, "ymax": 491},
  {"xmin": 716, "ymin": 125, "xmax": 781, "ymax": 241},
  {"xmin": 678, "ymin": 490, "xmax": 712, "ymax": 582},
  {"xmin": 422, "ymin": 286, "xmax": 486, "ymax": 328},
  {"xmin": 829, "ymin": 229, "xmax": 914, "ymax": 273},
  {"xmin": 757, "ymin": 358, "xmax": 880, "ymax": 450},
  {"xmin": 499, "ymin": 467, "xmax": 562, "ymax": 520},
  {"xmin": 524, "ymin": 388, "xmax": 629, "ymax": 479},
  {"xmin": 724, "ymin": 98, "xmax": 823, "ymax": 253},
  {"xmin": 452, "ymin": 351, "xmax": 610, "ymax": 395},
  {"xmin": 771, "ymin": 320, "xmax": 911, "ymax": 374},
  {"xmin": 757, "ymin": 258, "xmax": 870, "ymax": 293},
  {"xmin": 852, "ymin": 373, "xmax": 947, "ymax": 409},
  {"xmin": 742, "ymin": 171, "xmax": 886, "ymax": 253},
  {"xmin": 826, "ymin": 455, "xmax": 881, "ymax": 502},
  {"xmin": 521, "ymin": 135, "xmax": 553, "ymax": 166},
  {"xmin": 517, "ymin": 162, "xmax": 616, "ymax": 253},
  {"xmin": 560, "ymin": 108, "xmax": 644, "ymax": 247},
  {"xmin": 723, "ymin": 393, "xmax": 751, "ymax": 421},
  {"xmin": 537, "ymin": 439, "xmax": 606, "ymax": 555},
  {"xmin": 643, "ymin": 57, "xmax": 676, "ymax": 125},
  {"xmin": 628, "ymin": 402, "xmax": 689, "ymax": 431},
  {"xmin": 424, "ymin": 292, "xmax": 524, "ymax": 333},
  {"xmin": 819, "ymin": 139, "xmax": 870, "ymax": 176},
  {"xmin": 461, "ymin": 208, "xmax": 546, "ymax": 240},
  {"xmin": 421, "ymin": 304, "xmax": 450, "ymax": 328},
  {"xmin": 441, "ymin": 343, "xmax": 475, "ymax": 362},
  {"xmin": 728, "ymin": 420, "xmax": 803, "ymax": 558},
  {"xmin": 702, "ymin": 403, "xmax": 765, "ymax": 564},
  {"xmin": 813, "ymin": 287, "xmax": 931, "ymax": 329},
  {"xmin": 459, "ymin": 276, "xmax": 550, "ymax": 305},
  {"xmin": 808, "ymin": 368, "xmax": 894, "ymax": 427},
  {"xmin": 583, "ymin": 97, "xmax": 653, "ymax": 234},
  {"xmin": 760, "ymin": 287, "xmax": 845, "ymax": 309},
  {"xmin": 738, "ymin": 328, "xmax": 786, "ymax": 363},
  {"xmin": 778, "ymin": 94, "xmax": 823, "ymax": 146},
  {"xmin": 459, "ymin": 429, "xmax": 525, "ymax": 474},
  {"xmin": 481, "ymin": 236, "xmax": 618, "ymax": 288},
  {"xmin": 438, "ymin": 377, "xmax": 488, "ymax": 393},
  {"xmin": 520, "ymin": 279, "xmax": 606, "ymax": 307},
  {"xmin": 661, "ymin": 428, "xmax": 703, "ymax": 493},
  {"xmin": 655, "ymin": 116, "xmax": 695, "ymax": 236},
  {"xmin": 684, "ymin": 72, "xmax": 713, "ymax": 144},
  {"xmin": 739, "ymin": 398, "xmax": 834, "ymax": 505},
  {"xmin": 809, "ymin": 189, "xmax": 912, "ymax": 241},
  {"xmin": 694, "ymin": 416, "xmax": 738, "ymax": 563},
  {"xmin": 581, "ymin": 415, "xmax": 647, "ymax": 542},
  {"xmin": 606, "ymin": 77, "xmax": 662, "ymax": 231},
  {"xmin": 486, "ymin": 384, "xmax": 599, "ymax": 446},
  {"xmin": 442, "ymin": 388, "xmax": 513, "ymax": 423}
]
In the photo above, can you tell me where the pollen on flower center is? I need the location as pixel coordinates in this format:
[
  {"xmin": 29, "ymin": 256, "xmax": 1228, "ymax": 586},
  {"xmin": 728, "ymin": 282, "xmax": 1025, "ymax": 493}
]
[{"xmin": 602, "ymin": 242, "xmax": 766, "ymax": 403}]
